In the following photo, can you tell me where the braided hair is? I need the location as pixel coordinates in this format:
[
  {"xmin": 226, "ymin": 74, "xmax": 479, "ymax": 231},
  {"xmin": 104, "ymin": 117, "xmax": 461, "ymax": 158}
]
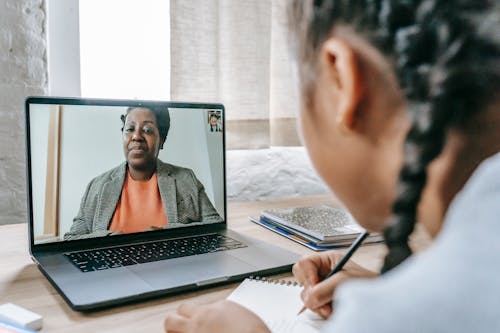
[{"xmin": 289, "ymin": 0, "xmax": 500, "ymax": 272}]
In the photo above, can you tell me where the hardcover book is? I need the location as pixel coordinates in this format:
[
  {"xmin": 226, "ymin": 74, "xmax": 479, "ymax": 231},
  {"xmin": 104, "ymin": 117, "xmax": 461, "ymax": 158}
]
[
  {"xmin": 257, "ymin": 205, "xmax": 382, "ymax": 250},
  {"xmin": 261, "ymin": 205, "xmax": 362, "ymax": 241}
]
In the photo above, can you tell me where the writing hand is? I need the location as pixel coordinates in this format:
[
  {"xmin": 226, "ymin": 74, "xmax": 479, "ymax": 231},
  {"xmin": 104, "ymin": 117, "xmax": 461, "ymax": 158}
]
[
  {"xmin": 292, "ymin": 251, "xmax": 378, "ymax": 318},
  {"xmin": 164, "ymin": 300, "xmax": 271, "ymax": 333}
]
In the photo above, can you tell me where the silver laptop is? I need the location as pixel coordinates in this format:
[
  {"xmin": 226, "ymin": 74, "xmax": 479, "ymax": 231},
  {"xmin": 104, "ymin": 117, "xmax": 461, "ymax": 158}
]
[{"xmin": 25, "ymin": 96, "xmax": 299, "ymax": 311}]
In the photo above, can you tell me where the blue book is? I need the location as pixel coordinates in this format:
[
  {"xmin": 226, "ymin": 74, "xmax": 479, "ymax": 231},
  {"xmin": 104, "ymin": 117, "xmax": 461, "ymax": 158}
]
[{"xmin": 249, "ymin": 216, "xmax": 354, "ymax": 251}]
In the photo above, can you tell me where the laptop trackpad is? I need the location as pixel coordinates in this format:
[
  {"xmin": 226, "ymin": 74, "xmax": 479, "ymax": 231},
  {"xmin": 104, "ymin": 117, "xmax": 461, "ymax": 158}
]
[{"xmin": 129, "ymin": 252, "xmax": 255, "ymax": 289}]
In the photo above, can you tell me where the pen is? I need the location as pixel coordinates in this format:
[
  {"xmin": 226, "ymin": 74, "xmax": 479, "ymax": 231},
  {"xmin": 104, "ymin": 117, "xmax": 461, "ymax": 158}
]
[{"xmin": 297, "ymin": 231, "xmax": 370, "ymax": 315}]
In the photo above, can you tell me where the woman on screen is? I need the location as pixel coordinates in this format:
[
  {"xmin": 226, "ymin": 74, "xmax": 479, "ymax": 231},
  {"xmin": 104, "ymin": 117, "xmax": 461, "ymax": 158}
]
[{"xmin": 64, "ymin": 106, "xmax": 223, "ymax": 240}]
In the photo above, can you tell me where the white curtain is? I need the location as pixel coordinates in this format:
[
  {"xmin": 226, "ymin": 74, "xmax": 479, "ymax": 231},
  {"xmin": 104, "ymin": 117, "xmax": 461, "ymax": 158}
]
[{"xmin": 170, "ymin": 0, "xmax": 300, "ymax": 149}]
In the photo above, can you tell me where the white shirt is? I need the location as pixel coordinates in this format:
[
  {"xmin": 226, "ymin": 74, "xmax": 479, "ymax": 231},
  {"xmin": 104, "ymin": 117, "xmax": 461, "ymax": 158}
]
[{"xmin": 323, "ymin": 152, "xmax": 500, "ymax": 333}]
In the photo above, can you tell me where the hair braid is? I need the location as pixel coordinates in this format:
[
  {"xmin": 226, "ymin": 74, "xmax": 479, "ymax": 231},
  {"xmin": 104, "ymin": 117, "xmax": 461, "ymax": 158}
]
[
  {"xmin": 289, "ymin": 0, "xmax": 500, "ymax": 273},
  {"xmin": 382, "ymin": 0, "xmax": 499, "ymax": 272}
]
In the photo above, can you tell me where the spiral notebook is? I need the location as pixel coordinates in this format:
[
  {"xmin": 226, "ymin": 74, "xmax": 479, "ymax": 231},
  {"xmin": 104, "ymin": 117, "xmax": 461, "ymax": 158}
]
[{"xmin": 227, "ymin": 277, "xmax": 326, "ymax": 333}]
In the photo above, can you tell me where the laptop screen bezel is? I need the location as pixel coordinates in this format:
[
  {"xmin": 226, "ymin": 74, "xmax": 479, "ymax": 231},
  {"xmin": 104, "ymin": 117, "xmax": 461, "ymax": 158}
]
[{"xmin": 25, "ymin": 96, "xmax": 228, "ymax": 255}]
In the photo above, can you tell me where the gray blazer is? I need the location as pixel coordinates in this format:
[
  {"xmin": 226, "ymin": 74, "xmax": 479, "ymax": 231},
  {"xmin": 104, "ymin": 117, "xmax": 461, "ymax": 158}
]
[{"xmin": 64, "ymin": 160, "xmax": 223, "ymax": 240}]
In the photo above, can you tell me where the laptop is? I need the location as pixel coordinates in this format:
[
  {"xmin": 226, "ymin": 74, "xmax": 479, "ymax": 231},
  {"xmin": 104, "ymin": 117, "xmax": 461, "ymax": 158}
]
[{"xmin": 24, "ymin": 96, "xmax": 299, "ymax": 311}]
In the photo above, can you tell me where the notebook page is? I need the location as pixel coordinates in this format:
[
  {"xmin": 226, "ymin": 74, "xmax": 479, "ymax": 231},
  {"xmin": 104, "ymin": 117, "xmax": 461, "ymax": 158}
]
[{"xmin": 227, "ymin": 279, "xmax": 326, "ymax": 333}]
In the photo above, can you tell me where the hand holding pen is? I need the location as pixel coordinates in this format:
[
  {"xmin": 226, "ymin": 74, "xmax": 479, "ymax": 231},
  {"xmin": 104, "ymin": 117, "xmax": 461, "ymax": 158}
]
[{"xmin": 292, "ymin": 232, "xmax": 377, "ymax": 318}]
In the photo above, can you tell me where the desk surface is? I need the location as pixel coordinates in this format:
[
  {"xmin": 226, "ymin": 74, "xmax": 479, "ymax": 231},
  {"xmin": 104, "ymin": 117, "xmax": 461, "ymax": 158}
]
[{"xmin": 0, "ymin": 195, "xmax": 430, "ymax": 333}]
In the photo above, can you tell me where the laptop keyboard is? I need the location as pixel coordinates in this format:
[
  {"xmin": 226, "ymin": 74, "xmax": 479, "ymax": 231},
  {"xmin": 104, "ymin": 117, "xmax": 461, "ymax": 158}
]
[{"xmin": 65, "ymin": 234, "xmax": 247, "ymax": 273}]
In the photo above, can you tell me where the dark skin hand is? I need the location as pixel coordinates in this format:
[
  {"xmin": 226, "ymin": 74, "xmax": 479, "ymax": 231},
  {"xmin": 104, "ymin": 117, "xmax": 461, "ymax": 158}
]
[
  {"xmin": 164, "ymin": 300, "xmax": 271, "ymax": 333},
  {"xmin": 293, "ymin": 251, "xmax": 378, "ymax": 318}
]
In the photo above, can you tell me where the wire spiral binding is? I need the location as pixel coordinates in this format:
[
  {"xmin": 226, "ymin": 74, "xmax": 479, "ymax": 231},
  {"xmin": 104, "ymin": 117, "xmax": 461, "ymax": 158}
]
[{"xmin": 248, "ymin": 276, "xmax": 301, "ymax": 287}]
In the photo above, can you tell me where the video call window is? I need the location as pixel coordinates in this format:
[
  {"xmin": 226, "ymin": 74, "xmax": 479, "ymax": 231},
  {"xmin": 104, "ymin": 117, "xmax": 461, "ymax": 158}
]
[
  {"xmin": 29, "ymin": 103, "xmax": 225, "ymax": 244},
  {"xmin": 207, "ymin": 110, "xmax": 223, "ymax": 132}
]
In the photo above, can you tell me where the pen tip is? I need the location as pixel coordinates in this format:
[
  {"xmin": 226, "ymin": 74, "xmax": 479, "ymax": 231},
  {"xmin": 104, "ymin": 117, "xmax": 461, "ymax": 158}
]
[{"xmin": 297, "ymin": 306, "xmax": 306, "ymax": 316}]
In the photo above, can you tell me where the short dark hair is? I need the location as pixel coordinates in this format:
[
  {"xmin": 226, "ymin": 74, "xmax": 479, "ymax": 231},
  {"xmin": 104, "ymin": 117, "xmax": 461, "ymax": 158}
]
[{"xmin": 120, "ymin": 106, "xmax": 171, "ymax": 143}]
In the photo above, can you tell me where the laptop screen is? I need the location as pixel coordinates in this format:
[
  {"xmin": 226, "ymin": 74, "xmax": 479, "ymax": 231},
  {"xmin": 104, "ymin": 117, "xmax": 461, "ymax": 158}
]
[{"xmin": 26, "ymin": 98, "xmax": 225, "ymax": 245}]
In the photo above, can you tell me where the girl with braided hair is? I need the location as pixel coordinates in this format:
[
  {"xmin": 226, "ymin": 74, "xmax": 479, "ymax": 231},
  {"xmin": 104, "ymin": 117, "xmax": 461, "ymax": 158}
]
[{"xmin": 164, "ymin": 0, "xmax": 499, "ymax": 332}]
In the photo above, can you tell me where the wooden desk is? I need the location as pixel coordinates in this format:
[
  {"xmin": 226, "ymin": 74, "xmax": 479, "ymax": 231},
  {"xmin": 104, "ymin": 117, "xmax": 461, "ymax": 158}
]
[{"xmin": 0, "ymin": 195, "xmax": 430, "ymax": 332}]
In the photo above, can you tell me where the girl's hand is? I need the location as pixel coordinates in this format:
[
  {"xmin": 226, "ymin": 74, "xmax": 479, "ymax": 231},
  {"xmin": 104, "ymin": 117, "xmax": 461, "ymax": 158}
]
[
  {"xmin": 293, "ymin": 251, "xmax": 378, "ymax": 318},
  {"xmin": 164, "ymin": 300, "xmax": 271, "ymax": 333}
]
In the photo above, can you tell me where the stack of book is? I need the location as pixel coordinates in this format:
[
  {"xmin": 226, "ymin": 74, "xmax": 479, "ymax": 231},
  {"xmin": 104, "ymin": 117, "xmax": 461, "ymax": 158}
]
[{"xmin": 250, "ymin": 205, "xmax": 383, "ymax": 251}]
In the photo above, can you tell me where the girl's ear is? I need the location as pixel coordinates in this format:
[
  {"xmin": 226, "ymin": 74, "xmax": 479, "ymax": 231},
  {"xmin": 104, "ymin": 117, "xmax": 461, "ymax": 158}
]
[{"xmin": 319, "ymin": 37, "xmax": 364, "ymax": 132}]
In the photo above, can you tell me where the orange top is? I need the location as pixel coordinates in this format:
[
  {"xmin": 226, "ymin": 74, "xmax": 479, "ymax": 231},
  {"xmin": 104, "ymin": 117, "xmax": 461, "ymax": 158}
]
[{"xmin": 109, "ymin": 171, "xmax": 168, "ymax": 234}]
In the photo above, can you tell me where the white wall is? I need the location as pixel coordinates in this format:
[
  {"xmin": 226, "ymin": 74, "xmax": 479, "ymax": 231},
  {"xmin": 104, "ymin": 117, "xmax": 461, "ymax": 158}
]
[
  {"xmin": 47, "ymin": 0, "xmax": 81, "ymax": 96},
  {"xmin": 226, "ymin": 148, "xmax": 329, "ymax": 201},
  {"xmin": 205, "ymin": 116, "xmax": 225, "ymax": 215},
  {"xmin": 0, "ymin": 0, "xmax": 47, "ymax": 225},
  {"xmin": 29, "ymin": 104, "xmax": 50, "ymax": 236},
  {"xmin": 57, "ymin": 105, "xmax": 124, "ymax": 238},
  {"xmin": 162, "ymin": 108, "xmax": 225, "ymax": 215}
]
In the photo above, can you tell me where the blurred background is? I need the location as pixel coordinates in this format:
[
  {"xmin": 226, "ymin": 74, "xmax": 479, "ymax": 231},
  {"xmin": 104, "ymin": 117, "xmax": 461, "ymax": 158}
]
[{"xmin": 0, "ymin": 0, "xmax": 329, "ymax": 226}]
